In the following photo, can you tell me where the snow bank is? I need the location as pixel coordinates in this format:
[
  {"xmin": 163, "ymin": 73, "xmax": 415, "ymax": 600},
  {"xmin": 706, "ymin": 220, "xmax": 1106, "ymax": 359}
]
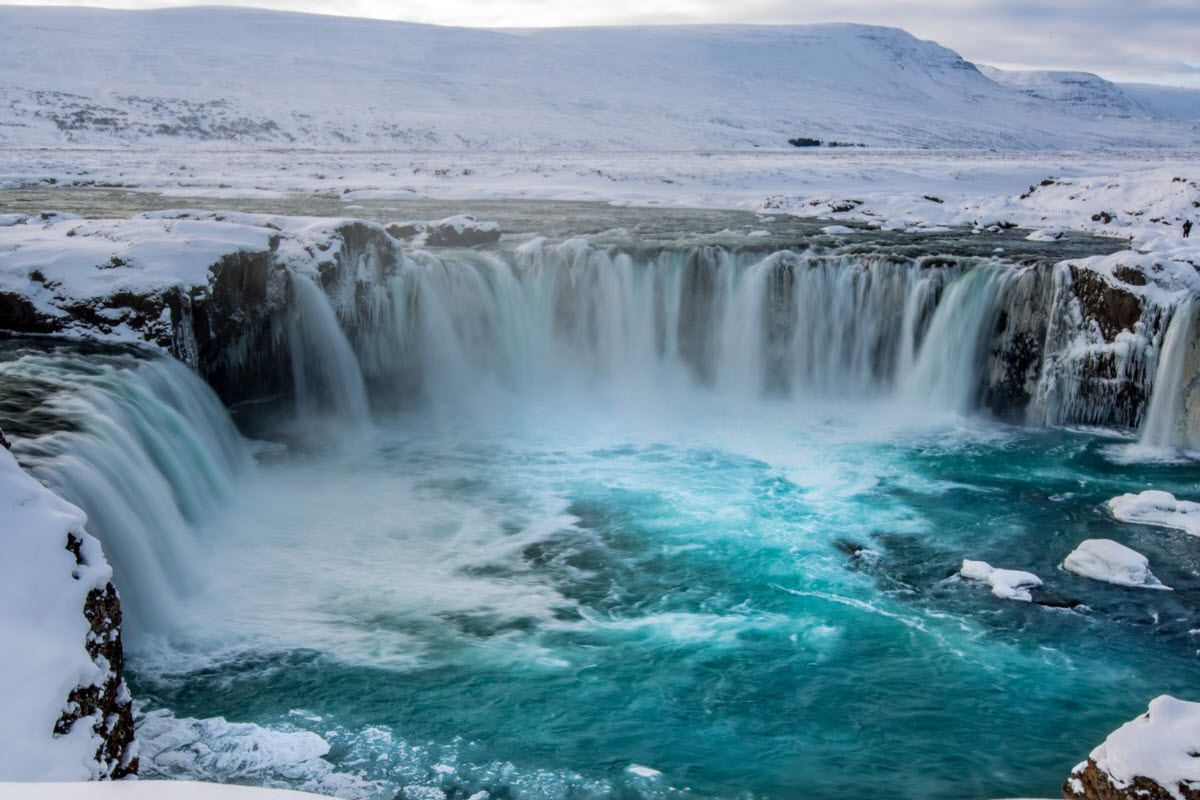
[
  {"xmin": 0, "ymin": 446, "xmax": 113, "ymax": 780},
  {"xmin": 1068, "ymin": 696, "xmax": 1200, "ymax": 800},
  {"xmin": 0, "ymin": 781, "xmax": 330, "ymax": 799},
  {"xmin": 1108, "ymin": 491, "xmax": 1200, "ymax": 536},
  {"xmin": 1060, "ymin": 539, "xmax": 1169, "ymax": 589},
  {"xmin": 959, "ymin": 560, "xmax": 1042, "ymax": 602}
]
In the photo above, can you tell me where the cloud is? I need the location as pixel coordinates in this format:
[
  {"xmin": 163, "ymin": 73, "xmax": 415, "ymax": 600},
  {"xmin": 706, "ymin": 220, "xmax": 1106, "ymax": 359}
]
[{"xmin": 6, "ymin": 0, "xmax": 1199, "ymax": 85}]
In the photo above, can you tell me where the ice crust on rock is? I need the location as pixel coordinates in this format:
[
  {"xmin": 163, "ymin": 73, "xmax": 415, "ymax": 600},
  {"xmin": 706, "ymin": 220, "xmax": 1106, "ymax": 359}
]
[
  {"xmin": 959, "ymin": 560, "xmax": 1042, "ymax": 602},
  {"xmin": 1108, "ymin": 491, "xmax": 1200, "ymax": 536},
  {"xmin": 1061, "ymin": 539, "xmax": 1170, "ymax": 589}
]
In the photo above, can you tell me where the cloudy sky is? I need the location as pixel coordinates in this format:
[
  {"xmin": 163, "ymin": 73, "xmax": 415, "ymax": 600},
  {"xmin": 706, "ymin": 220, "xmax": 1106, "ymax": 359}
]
[{"xmin": 7, "ymin": 0, "xmax": 1199, "ymax": 85}]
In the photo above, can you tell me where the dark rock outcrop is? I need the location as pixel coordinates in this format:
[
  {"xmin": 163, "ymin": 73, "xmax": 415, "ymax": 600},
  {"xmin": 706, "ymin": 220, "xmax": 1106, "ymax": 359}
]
[
  {"xmin": 386, "ymin": 215, "xmax": 501, "ymax": 247},
  {"xmin": 1065, "ymin": 758, "xmax": 1199, "ymax": 800},
  {"xmin": 55, "ymin": 533, "xmax": 138, "ymax": 780},
  {"xmin": 1063, "ymin": 696, "xmax": 1200, "ymax": 800}
]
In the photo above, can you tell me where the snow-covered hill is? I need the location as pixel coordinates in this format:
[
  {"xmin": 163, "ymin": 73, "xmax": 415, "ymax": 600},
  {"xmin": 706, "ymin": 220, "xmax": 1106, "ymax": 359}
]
[
  {"xmin": 980, "ymin": 66, "xmax": 1200, "ymax": 122},
  {"xmin": 0, "ymin": 6, "xmax": 1197, "ymax": 151}
]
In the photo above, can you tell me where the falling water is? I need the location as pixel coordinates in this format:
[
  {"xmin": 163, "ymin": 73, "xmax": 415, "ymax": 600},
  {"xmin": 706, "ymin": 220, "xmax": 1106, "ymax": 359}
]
[
  {"xmin": 0, "ymin": 344, "xmax": 248, "ymax": 631},
  {"xmin": 346, "ymin": 243, "xmax": 989, "ymax": 410},
  {"xmin": 287, "ymin": 271, "xmax": 372, "ymax": 424},
  {"xmin": 1139, "ymin": 297, "xmax": 1200, "ymax": 450}
]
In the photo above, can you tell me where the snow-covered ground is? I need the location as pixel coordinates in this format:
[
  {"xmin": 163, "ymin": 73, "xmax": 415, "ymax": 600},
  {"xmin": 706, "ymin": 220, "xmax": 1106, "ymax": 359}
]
[
  {"xmin": 0, "ymin": 782, "xmax": 328, "ymax": 800},
  {"xmin": 0, "ymin": 447, "xmax": 117, "ymax": 781},
  {"xmin": 1, "ymin": 7, "xmax": 1198, "ymax": 152},
  {"xmin": 4, "ymin": 148, "xmax": 1199, "ymax": 244}
]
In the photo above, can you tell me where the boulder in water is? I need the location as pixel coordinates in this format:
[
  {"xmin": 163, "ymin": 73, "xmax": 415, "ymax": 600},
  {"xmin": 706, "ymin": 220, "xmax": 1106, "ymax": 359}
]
[
  {"xmin": 959, "ymin": 559, "xmax": 1042, "ymax": 602},
  {"xmin": 1063, "ymin": 695, "xmax": 1200, "ymax": 800},
  {"xmin": 1108, "ymin": 490, "xmax": 1200, "ymax": 537},
  {"xmin": 1061, "ymin": 539, "xmax": 1170, "ymax": 589}
]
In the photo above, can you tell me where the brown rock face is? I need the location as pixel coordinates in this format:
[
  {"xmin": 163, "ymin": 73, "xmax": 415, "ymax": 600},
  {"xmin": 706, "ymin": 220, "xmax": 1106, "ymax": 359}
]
[
  {"xmin": 1064, "ymin": 757, "xmax": 1200, "ymax": 800},
  {"xmin": 55, "ymin": 534, "xmax": 138, "ymax": 780},
  {"xmin": 1068, "ymin": 265, "xmax": 1143, "ymax": 341}
]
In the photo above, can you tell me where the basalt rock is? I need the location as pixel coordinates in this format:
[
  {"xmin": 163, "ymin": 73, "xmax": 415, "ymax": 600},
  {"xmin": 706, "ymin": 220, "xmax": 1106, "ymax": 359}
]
[
  {"xmin": 1065, "ymin": 759, "xmax": 1199, "ymax": 800},
  {"xmin": 55, "ymin": 533, "xmax": 138, "ymax": 780},
  {"xmin": 1063, "ymin": 696, "xmax": 1200, "ymax": 800}
]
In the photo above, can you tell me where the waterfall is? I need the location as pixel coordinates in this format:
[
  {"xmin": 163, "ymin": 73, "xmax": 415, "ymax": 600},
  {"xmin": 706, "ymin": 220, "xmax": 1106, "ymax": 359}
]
[
  {"xmin": 1139, "ymin": 297, "xmax": 1200, "ymax": 450},
  {"xmin": 902, "ymin": 267, "xmax": 1012, "ymax": 414},
  {"xmin": 1, "ymin": 346, "xmax": 248, "ymax": 632},
  {"xmin": 336, "ymin": 244, "xmax": 979, "ymax": 409},
  {"xmin": 288, "ymin": 272, "xmax": 372, "ymax": 425}
]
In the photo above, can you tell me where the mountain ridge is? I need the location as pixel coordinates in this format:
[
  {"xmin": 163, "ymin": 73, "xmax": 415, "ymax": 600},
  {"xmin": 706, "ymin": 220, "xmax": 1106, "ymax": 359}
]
[{"xmin": 1, "ymin": 5, "xmax": 1197, "ymax": 150}]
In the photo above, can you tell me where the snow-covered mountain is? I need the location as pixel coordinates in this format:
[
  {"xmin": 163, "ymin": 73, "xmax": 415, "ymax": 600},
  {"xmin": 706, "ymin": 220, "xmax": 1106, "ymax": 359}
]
[
  {"xmin": 980, "ymin": 65, "xmax": 1200, "ymax": 122},
  {"xmin": 0, "ymin": 6, "xmax": 1198, "ymax": 150}
]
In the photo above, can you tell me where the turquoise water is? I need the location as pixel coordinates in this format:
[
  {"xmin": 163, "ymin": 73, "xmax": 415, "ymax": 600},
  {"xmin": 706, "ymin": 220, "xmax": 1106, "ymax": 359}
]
[{"xmin": 124, "ymin": 398, "xmax": 1200, "ymax": 800}]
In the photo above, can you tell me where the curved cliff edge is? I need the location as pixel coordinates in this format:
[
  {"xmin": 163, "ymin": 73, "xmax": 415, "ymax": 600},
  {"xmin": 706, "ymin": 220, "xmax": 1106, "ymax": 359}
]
[
  {"xmin": 0, "ymin": 433, "xmax": 137, "ymax": 781},
  {"xmin": 1063, "ymin": 696, "xmax": 1200, "ymax": 800}
]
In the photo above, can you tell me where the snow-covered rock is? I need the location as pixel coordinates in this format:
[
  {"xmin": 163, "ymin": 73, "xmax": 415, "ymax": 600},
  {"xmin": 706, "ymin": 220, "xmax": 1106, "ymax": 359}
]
[
  {"xmin": 959, "ymin": 560, "xmax": 1043, "ymax": 602},
  {"xmin": 1108, "ymin": 491, "xmax": 1200, "ymax": 537},
  {"xmin": 0, "ymin": 443, "xmax": 136, "ymax": 781},
  {"xmin": 1026, "ymin": 228, "xmax": 1066, "ymax": 242},
  {"xmin": 1061, "ymin": 539, "xmax": 1170, "ymax": 590},
  {"xmin": 1064, "ymin": 695, "xmax": 1200, "ymax": 800},
  {"xmin": 386, "ymin": 216, "xmax": 501, "ymax": 247}
]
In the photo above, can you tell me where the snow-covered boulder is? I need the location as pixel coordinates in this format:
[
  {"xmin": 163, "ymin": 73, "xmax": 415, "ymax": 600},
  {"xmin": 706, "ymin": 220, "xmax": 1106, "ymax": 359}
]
[
  {"xmin": 386, "ymin": 215, "xmax": 501, "ymax": 247},
  {"xmin": 959, "ymin": 559, "xmax": 1042, "ymax": 602},
  {"xmin": 0, "ymin": 443, "xmax": 137, "ymax": 780},
  {"xmin": 1108, "ymin": 491, "xmax": 1200, "ymax": 537},
  {"xmin": 1026, "ymin": 227, "xmax": 1067, "ymax": 242},
  {"xmin": 1064, "ymin": 696, "xmax": 1200, "ymax": 800},
  {"xmin": 1061, "ymin": 539, "xmax": 1170, "ymax": 590}
]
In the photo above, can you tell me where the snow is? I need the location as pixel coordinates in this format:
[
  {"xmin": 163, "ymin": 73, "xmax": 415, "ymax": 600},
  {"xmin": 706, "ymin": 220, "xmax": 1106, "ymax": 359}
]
[
  {"xmin": 1025, "ymin": 228, "xmax": 1066, "ymax": 242},
  {"xmin": 821, "ymin": 225, "xmax": 857, "ymax": 235},
  {"xmin": 0, "ymin": 214, "xmax": 273, "ymax": 306},
  {"xmin": 0, "ymin": 782, "xmax": 330, "ymax": 799},
  {"xmin": 0, "ymin": 209, "xmax": 400, "ymax": 343},
  {"xmin": 959, "ymin": 560, "xmax": 1043, "ymax": 602},
  {"xmin": 0, "ymin": 446, "xmax": 112, "ymax": 780},
  {"xmin": 1061, "ymin": 539, "xmax": 1170, "ymax": 590},
  {"xmin": 1071, "ymin": 696, "xmax": 1200, "ymax": 800},
  {"xmin": 625, "ymin": 765, "xmax": 662, "ymax": 779},
  {"xmin": 0, "ymin": 7, "xmax": 1198, "ymax": 152},
  {"xmin": 1108, "ymin": 491, "xmax": 1200, "ymax": 536}
]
